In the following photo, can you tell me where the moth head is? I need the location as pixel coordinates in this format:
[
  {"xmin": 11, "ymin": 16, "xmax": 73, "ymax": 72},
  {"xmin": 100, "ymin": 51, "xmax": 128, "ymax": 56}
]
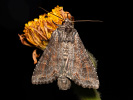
[{"xmin": 61, "ymin": 18, "xmax": 73, "ymax": 26}]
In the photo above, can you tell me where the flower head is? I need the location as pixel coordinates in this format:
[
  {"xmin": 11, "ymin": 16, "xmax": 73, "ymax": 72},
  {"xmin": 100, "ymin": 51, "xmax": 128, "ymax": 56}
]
[
  {"xmin": 18, "ymin": 5, "xmax": 73, "ymax": 50},
  {"xmin": 18, "ymin": 5, "xmax": 74, "ymax": 64}
]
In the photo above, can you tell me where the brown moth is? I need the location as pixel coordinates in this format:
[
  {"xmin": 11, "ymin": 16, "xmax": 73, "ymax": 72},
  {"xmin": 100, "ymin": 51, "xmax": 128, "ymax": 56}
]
[{"xmin": 32, "ymin": 18, "xmax": 99, "ymax": 90}]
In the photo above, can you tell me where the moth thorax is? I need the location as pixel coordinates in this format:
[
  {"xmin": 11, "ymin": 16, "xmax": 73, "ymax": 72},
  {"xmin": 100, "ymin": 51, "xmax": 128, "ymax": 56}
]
[
  {"xmin": 63, "ymin": 49, "xmax": 68, "ymax": 59},
  {"xmin": 57, "ymin": 76, "xmax": 71, "ymax": 90}
]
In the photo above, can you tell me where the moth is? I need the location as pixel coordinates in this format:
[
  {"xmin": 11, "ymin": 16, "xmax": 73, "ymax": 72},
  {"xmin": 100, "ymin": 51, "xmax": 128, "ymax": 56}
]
[{"xmin": 32, "ymin": 14, "xmax": 100, "ymax": 90}]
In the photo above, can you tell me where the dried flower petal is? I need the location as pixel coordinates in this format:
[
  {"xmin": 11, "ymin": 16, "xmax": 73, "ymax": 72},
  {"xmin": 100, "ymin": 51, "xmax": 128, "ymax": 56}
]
[
  {"xmin": 18, "ymin": 34, "xmax": 32, "ymax": 47},
  {"xmin": 32, "ymin": 49, "xmax": 40, "ymax": 64}
]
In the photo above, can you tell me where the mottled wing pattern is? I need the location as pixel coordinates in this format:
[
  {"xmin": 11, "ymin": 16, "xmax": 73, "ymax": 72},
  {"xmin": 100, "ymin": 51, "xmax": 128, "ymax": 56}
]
[
  {"xmin": 71, "ymin": 32, "xmax": 99, "ymax": 89},
  {"xmin": 32, "ymin": 30, "xmax": 59, "ymax": 84}
]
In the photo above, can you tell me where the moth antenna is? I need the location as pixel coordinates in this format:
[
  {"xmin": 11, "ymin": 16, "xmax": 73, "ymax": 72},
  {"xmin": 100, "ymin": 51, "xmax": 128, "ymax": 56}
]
[
  {"xmin": 52, "ymin": 20, "xmax": 61, "ymax": 27},
  {"xmin": 72, "ymin": 20, "xmax": 103, "ymax": 22},
  {"xmin": 39, "ymin": 7, "xmax": 64, "ymax": 21}
]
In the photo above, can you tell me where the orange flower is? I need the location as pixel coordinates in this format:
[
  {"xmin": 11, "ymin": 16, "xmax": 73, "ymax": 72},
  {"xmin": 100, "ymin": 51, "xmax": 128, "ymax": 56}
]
[
  {"xmin": 18, "ymin": 5, "xmax": 73, "ymax": 50},
  {"xmin": 18, "ymin": 5, "xmax": 73, "ymax": 64}
]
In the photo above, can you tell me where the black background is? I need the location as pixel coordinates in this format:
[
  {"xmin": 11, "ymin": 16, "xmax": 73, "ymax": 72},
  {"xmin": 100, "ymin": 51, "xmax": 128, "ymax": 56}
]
[{"xmin": 0, "ymin": 0, "xmax": 131, "ymax": 100}]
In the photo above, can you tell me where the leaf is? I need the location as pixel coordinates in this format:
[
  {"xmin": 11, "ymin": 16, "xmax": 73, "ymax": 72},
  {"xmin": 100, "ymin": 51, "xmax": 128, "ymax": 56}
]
[{"xmin": 72, "ymin": 84, "xmax": 101, "ymax": 100}]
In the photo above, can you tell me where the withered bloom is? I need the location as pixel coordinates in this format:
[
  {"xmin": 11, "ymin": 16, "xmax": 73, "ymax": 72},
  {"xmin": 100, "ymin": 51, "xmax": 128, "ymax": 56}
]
[
  {"xmin": 19, "ymin": 5, "xmax": 72, "ymax": 50},
  {"xmin": 18, "ymin": 5, "xmax": 73, "ymax": 64}
]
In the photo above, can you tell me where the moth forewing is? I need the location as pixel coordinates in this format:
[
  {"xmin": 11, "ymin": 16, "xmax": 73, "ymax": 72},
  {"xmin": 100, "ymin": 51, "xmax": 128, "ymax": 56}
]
[
  {"xmin": 32, "ymin": 18, "xmax": 99, "ymax": 90},
  {"xmin": 67, "ymin": 31, "xmax": 99, "ymax": 89},
  {"xmin": 32, "ymin": 30, "xmax": 59, "ymax": 84}
]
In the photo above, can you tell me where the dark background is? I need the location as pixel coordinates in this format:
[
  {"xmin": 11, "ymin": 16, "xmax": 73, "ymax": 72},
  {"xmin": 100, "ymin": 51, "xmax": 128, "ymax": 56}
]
[{"xmin": 0, "ymin": 0, "xmax": 130, "ymax": 100}]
